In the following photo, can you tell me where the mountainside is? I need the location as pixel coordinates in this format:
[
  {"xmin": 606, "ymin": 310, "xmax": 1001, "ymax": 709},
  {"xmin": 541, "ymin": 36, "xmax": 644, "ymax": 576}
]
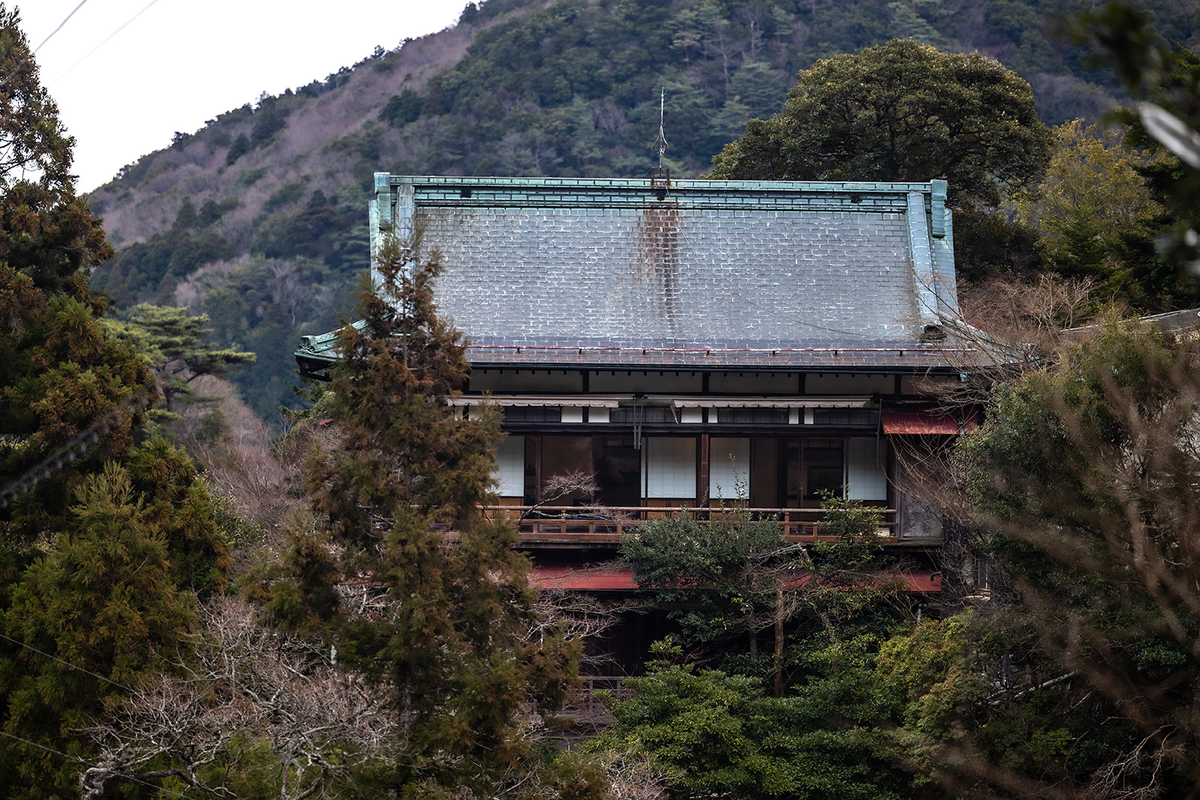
[{"xmin": 85, "ymin": 0, "xmax": 1199, "ymax": 420}]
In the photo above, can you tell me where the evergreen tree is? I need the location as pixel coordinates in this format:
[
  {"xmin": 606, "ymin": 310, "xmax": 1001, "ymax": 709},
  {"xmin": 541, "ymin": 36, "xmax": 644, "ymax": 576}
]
[
  {"xmin": 0, "ymin": 4, "xmax": 109, "ymax": 295},
  {"xmin": 707, "ymin": 39, "xmax": 1053, "ymax": 283},
  {"xmin": 0, "ymin": 0, "xmax": 149, "ymax": 534},
  {"xmin": 1012, "ymin": 120, "xmax": 1193, "ymax": 310},
  {"xmin": 272, "ymin": 229, "xmax": 576, "ymax": 795},
  {"xmin": 1076, "ymin": 5, "xmax": 1200, "ymax": 271},
  {"xmin": 621, "ymin": 512, "xmax": 792, "ymax": 659},
  {"xmin": 0, "ymin": 462, "xmax": 197, "ymax": 795},
  {"xmin": 103, "ymin": 303, "xmax": 256, "ymax": 415},
  {"xmin": 709, "ymin": 39, "xmax": 1052, "ymax": 206},
  {"xmin": 592, "ymin": 641, "xmax": 921, "ymax": 799},
  {"xmin": 0, "ymin": 8, "xmax": 228, "ymax": 794}
]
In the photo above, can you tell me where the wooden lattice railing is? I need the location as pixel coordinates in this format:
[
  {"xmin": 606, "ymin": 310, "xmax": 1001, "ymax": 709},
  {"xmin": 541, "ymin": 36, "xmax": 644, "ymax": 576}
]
[{"xmin": 480, "ymin": 505, "xmax": 898, "ymax": 544}]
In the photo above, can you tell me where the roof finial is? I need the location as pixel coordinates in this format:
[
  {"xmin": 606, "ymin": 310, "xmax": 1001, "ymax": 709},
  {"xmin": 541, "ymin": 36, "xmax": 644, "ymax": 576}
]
[{"xmin": 656, "ymin": 87, "xmax": 669, "ymax": 169}]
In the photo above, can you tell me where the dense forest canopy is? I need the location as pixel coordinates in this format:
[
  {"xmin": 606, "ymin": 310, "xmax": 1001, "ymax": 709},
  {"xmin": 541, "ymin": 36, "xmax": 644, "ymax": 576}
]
[{"xmin": 84, "ymin": 0, "xmax": 1199, "ymax": 421}]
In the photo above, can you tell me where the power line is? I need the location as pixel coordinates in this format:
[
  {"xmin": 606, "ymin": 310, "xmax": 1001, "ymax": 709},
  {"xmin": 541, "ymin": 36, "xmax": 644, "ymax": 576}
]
[
  {"xmin": 0, "ymin": 635, "xmax": 203, "ymax": 798},
  {"xmin": 0, "ymin": 0, "xmax": 91, "ymax": 96},
  {"xmin": 32, "ymin": 0, "xmax": 90, "ymax": 55},
  {"xmin": 0, "ymin": 632, "xmax": 138, "ymax": 694},
  {"xmin": 51, "ymin": 0, "xmax": 162, "ymax": 83},
  {"xmin": 0, "ymin": 386, "xmax": 153, "ymax": 508},
  {"xmin": 0, "ymin": 729, "xmax": 87, "ymax": 764},
  {"xmin": 0, "ymin": 729, "xmax": 195, "ymax": 799}
]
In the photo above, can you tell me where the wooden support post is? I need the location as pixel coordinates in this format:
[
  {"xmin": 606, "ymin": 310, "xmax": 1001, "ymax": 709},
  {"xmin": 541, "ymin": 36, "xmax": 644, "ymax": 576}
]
[
  {"xmin": 699, "ymin": 433, "xmax": 710, "ymax": 506},
  {"xmin": 531, "ymin": 435, "xmax": 543, "ymax": 503}
]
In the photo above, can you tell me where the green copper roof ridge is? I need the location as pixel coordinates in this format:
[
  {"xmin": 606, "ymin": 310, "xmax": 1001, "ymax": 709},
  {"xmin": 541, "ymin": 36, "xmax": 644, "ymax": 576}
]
[{"xmin": 384, "ymin": 174, "xmax": 943, "ymax": 194}]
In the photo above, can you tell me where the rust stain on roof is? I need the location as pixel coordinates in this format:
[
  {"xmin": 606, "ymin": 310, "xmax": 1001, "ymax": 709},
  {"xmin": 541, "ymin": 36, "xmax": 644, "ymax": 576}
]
[{"xmin": 632, "ymin": 203, "xmax": 681, "ymax": 337}]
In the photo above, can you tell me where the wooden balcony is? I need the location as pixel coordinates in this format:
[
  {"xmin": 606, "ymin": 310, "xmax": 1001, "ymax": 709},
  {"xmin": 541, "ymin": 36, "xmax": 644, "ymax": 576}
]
[{"xmin": 481, "ymin": 504, "xmax": 898, "ymax": 547}]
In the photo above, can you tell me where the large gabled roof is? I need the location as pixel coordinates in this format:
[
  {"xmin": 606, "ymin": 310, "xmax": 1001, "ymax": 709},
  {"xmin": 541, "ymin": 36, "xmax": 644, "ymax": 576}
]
[{"xmin": 297, "ymin": 174, "xmax": 976, "ymax": 376}]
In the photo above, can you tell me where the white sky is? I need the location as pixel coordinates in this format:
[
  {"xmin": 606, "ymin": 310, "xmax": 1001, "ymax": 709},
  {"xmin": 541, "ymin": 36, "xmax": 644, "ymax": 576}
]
[{"xmin": 17, "ymin": 0, "xmax": 474, "ymax": 192}]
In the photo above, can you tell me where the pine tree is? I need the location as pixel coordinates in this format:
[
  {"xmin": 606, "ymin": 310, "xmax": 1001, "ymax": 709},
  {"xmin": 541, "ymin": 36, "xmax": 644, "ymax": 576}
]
[
  {"xmin": 279, "ymin": 230, "xmax": 576, "ymax": 795},
  {"xmin": 103, "ymin": 303, "xmax": 256, "ymax": 415}
]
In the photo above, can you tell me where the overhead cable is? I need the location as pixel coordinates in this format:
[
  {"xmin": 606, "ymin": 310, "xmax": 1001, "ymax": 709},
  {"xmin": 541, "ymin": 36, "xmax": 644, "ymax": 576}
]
[{"xmin": 32, "ymin": 0, "xmax": 89, "ymax": 54}]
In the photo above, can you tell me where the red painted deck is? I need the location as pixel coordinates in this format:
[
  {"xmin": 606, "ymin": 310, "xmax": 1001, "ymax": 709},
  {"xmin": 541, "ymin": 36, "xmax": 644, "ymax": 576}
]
[{"xmin": 530, "ymin": 564, "xmax": 943, "ymax": 594}]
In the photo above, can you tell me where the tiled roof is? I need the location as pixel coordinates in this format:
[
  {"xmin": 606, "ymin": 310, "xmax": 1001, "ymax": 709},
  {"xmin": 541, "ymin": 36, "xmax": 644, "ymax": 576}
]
[{"xmin": 297, "ymin": 175, "xmax": 972, "ymax": 373}]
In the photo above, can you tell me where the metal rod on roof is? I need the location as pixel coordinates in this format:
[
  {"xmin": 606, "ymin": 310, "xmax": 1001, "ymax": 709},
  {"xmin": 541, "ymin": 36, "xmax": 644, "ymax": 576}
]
[{"xmin": 657, "ymin": 87, "xmax": 669, "ymax": 169}]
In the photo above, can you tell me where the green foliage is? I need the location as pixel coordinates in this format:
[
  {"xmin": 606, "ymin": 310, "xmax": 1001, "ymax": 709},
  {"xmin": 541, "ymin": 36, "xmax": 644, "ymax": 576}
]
[
  {"xmin": 91, "ymin": 222, "xmax": 236, "ymax": 307},
  {"xmin": 88, "ymin": 0, "xmax": 1200, "ymax": 428},
  {"xmin": 411, "ymin": 0, "xmax": 801, "ymax": 176},
  {"xmin": 0, "ymin": 5, "xmax": 74, "ymax": 194},
  {"xmin": 93, "ymin": 185, "xmax": 365, "ymax": 421},
  {"xmin": 125, "ymin": 438, "xmax": 231, "ymax": 594},
  {"xmin": 710, "ymin": 39, "xmax": 1052, "ymax": 206},
  {"xmin": 816, "ymin": 490, "xmax": 885, "ymax": 541},
  {"xmin": 103, "ymin": 303, "xmax": 255, "ymax": 415},
  {"xmin": 249, "ymin": 95, "xmax": 287, "ymax": 147},
  {"xmin": 872, "ymin": 607, "xmax": 1197, "ymax": 793},
  {"xmin": 235, "ymin": 166, "xmax": 266, "ymax": 187},
  {"xmin": 0, "ymin": 146, "xmax": 111, "ymax": 296},
  {"xmin": 0, "ymin": 457, "xmax": 205, "ymax": 797},
  {"xmin": 952, "ymin": 200, "xmax": 1044, "ymax": 282},
  {"xmin": 223, "ymin": 132, "xmax": 249, "ymax": 166},
  {"xmin": 621, "ymin": 512, "xmax": 792, "ymax": 650},
  {"xmin": 380, "ymin": 88, "xmax": 424, "ymax": 127},
  {"xmin": 602, "ymin": 602, "xmax": 1189, "ymax": 798},
  {"xmin": 622, "ymin": 499, "xmax": 907, "ymax": 686},
  {"xmin": 202, "ymin": 253, "xmax": 360, "ymax": 419},
  {"xmin": 625, "ymin": 509, "xmax": 810, "ymax": 681},
  {"xmin": 593, "ymin": 639, "xmax": 917, "ymax": 799},
  {"xmin": 874, "ymin": 614, "xmax": 988, "ymax": 737},
  {"xmin": 251, "ymin": 188, "xmax": 358, "ymax": 262},
  {"xmin": 0, "ymin": 270, "xmax": 154, "ymax": 537},
  {"xmin": 263, "ymin": 178, "xmax": 308, "ymax": 211},
  {"xmin": 1076, "ymin": 7, "xmax": 1200, "ymax": 276},
  {"xmin": 1012, "ymin": 120, "xmax": 1194, "ymax": 309},
  {"xmin": 262, "ymin": 229, "xmax": 577, "ymax": 794},
  {"xmin": 0, "ymin": 14, "xmax": 232, "ymax": 793},
  {"xmin": 1015, "ymin": 122, "xmax": 1166, "ymax": 250},
  {"xmin": 221, "ymin": 97, "xmax": 287, "ymax": 169},
  {"xmin": 954, "ymin": 321, "xmax": 1200, "ymax": 790}
]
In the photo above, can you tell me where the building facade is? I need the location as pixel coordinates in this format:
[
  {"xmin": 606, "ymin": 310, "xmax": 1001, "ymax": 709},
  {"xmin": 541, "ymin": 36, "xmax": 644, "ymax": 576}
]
[{"xmin": 297, "ymin": 174, "xmax": 978, "ymax": 581}]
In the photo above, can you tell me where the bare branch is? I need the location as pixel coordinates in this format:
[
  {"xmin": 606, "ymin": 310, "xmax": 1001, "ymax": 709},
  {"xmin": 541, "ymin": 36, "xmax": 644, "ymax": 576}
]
[{"xmin": 81, "ymin": 596, "xmax": 396, "ymax": 800}]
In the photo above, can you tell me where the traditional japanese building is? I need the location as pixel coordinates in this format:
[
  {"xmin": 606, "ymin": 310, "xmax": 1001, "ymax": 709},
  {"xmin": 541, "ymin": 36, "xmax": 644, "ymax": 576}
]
[{"xmin": 297, "ymin": 173, "xmax": 978, "ymax": 601}]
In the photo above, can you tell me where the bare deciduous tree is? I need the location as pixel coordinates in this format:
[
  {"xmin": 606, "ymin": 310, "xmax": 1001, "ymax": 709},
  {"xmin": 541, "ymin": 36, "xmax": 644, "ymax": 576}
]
[{"xmin": 81, "ymin": 596, "xmax": 395, "ymax": 800}]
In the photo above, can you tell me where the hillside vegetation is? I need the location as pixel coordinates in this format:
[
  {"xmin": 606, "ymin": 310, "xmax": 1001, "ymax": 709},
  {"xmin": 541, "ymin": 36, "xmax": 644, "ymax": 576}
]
[{"xmin": 86, "ymin": 0, "xmax": 1199, "ymax": 419}]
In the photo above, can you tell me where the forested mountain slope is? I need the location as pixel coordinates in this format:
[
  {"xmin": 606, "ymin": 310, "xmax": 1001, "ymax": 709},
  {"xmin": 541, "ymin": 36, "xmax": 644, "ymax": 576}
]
[{"xmin": 85, "ymin": 0, "xmax": 1199, "ymax": 419}]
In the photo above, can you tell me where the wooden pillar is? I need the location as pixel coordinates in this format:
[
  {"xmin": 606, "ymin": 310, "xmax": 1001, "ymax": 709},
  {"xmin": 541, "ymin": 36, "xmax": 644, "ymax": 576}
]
[
  {"xmin": 699, "ymin": 433, "xmax": 711, "ymax": 506},
  {"xmin": 530, "ymin": 435, "xmax": 542, "ymax": 503}
]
